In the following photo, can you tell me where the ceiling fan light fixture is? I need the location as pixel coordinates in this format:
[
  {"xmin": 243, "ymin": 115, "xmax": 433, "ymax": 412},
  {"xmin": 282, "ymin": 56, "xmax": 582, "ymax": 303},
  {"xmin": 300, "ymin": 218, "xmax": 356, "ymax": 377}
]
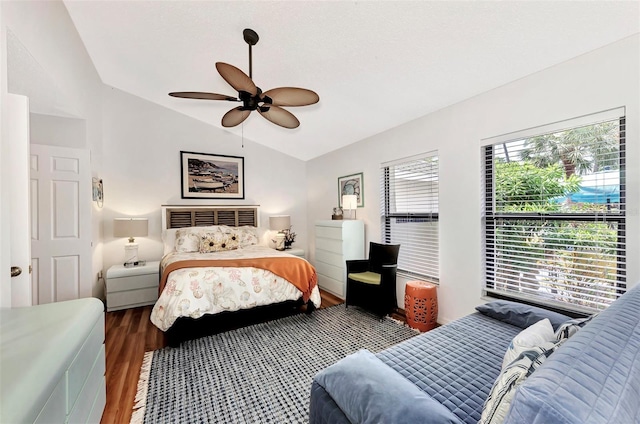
[{"xmin": 169, "ymin": 28, "xmax": 318, "ymax": 130}]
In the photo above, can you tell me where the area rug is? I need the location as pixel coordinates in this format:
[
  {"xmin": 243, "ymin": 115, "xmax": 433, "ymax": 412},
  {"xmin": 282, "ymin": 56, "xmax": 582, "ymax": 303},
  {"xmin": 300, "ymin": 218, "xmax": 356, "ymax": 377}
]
[{"xmin": 132, "ymin": 305, "xmax": 418, "ymax": 423}]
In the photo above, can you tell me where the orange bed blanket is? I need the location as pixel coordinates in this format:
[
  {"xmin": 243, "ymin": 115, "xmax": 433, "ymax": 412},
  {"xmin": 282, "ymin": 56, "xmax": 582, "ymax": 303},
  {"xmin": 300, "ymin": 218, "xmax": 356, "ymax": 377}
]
[{"xmin": 160, "ymin": 256, "xmax": 318, "ymax": 302}]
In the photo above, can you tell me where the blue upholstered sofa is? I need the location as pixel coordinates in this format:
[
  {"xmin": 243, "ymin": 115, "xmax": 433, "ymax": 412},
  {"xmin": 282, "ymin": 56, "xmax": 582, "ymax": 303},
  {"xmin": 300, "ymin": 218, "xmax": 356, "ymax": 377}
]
[{"xmin": 310, "ymin": 284, "xmax": 640, "ymax": 424}]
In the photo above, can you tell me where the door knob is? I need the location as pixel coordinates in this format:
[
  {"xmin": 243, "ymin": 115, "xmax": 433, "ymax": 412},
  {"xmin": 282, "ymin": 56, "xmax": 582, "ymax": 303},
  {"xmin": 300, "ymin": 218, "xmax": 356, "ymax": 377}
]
[{"xmin": 11, "ymin": 266, "xmax": 22, "ymax": 277}]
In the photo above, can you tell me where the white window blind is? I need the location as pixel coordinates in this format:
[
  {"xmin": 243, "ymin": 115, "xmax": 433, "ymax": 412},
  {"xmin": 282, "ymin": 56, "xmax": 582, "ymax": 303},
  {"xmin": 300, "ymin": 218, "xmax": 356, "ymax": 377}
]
[
  {"xmin": 381, "ymin": 153, "xmax": 439, "ymax": 281},
  {"xmin": 482, "ymin": 114, "xmax": 626, "ymax": 312}
]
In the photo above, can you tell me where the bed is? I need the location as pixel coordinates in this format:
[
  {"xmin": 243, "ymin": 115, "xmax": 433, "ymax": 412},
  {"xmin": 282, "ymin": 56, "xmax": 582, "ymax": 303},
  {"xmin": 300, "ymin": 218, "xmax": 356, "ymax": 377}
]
[{"xmin": 151, "ymin": 205, "xmax": 321, "ymax": 346}]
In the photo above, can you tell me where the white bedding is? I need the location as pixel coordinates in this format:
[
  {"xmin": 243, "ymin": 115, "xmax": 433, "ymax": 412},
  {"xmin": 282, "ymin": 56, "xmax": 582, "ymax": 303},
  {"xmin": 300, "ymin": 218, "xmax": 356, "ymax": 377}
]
[{"xmin": 150, "ymin": 245, "xmax": 321, "ymax": 331}]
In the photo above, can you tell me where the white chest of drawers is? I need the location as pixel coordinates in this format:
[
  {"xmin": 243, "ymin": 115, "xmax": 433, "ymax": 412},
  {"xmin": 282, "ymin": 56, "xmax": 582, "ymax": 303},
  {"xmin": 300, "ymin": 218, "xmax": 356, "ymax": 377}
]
[{"xmin": 314, "ymin": 220, "xmax": 365, "ymax": 298}]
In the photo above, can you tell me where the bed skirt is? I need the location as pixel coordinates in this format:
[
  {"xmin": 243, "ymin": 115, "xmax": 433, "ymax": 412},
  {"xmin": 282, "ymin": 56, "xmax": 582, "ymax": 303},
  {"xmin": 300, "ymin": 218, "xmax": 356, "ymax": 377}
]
[{"xmin": 164, "ymin": 297, "xmax": 316, "ymax": 347}]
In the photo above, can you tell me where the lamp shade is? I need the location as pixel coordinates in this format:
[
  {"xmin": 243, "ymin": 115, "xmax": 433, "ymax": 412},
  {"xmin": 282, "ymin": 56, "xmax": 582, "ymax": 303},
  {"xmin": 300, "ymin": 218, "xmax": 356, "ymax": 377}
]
[
  {"xmin": 342, "ymin": 195, "xmax": 358, "ymax": 210},
  {"xmin": 114, "ymin": 218, "xmax": 148, "ymax": 238},
  {"xmin": 269, "ymin": 215, "xmax": 291, "ymax": 231}
]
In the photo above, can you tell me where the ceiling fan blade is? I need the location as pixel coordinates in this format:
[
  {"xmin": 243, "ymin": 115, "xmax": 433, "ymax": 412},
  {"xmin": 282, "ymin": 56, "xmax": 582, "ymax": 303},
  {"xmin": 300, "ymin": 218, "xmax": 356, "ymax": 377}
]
[
  {"xmin": 258, "ymin": 105, "xmax": 300, "ymax": 129},
  {"xmin": 215, "ymin": 62, "xmax": 257, "ymax": 96},
  {"xmin": 222, "ymin": 107, "xmax": 251, "ymax": 127},
  {"xmin": 261, "ymin": 87, "xmax": 319, "ymax": 107},
  {"xmin": 169, "ymin": 92, "xmax": 239, "ymax": 101}
]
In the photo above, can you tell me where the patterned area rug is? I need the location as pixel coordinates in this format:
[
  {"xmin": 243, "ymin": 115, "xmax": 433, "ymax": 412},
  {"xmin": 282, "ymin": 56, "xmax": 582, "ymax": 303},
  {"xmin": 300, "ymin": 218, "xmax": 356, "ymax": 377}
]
[{"xmin": 132, "ymin": 305, "xmax": 417, "ymax": 423}]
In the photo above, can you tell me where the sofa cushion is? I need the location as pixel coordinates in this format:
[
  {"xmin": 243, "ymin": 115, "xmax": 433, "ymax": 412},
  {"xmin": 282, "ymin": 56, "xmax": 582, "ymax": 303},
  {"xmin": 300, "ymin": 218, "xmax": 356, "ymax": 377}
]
[
  {"xmin": 314, "ymin": 349, "xmax": 463, "ymax": 424},
  {"xmin": 504, "ymin": 284, "xmax": 640, "ymax": 424},
  {"xmin": 476, "ymin": 300, "xmax": 571, "ymax": 331},
  {"xmin": 377, "ymin": 312, "xmax": 522, "ymax": 424}
]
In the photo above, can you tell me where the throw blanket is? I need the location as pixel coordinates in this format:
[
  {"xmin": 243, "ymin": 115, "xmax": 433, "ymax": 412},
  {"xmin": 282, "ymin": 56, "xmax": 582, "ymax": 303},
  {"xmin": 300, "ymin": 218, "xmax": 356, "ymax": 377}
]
[{"xmin": 160, "ymin": 257, "xmax": 317, "ymax": 302}]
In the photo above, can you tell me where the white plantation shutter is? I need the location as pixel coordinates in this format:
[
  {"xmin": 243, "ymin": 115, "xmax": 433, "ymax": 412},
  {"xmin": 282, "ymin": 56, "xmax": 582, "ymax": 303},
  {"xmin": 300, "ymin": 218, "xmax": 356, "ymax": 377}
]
[
  {"xmin": 381, "ymin": 153, "xmax": 439, "ymax": 281},
  {"xmin": 482, "ymin": 112, "xmax": 626, "ymax": 312}
]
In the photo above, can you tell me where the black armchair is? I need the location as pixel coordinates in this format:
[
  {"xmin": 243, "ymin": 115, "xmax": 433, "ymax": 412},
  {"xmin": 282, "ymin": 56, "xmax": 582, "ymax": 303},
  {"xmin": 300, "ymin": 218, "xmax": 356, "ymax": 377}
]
[{"xmin": 345, "ymin": 242, "xmax": 401, "ymax": 319}]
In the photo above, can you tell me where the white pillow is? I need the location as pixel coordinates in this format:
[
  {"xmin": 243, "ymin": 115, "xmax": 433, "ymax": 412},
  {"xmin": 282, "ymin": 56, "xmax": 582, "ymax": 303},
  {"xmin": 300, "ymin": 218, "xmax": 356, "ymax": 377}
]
[
  {"xmin": 162, "ymin": 228, "xmax": 179, "ymax": 255},
  {"xmin": 502, "ymin": 318, "xmax": 555, "ymax": 368},
  {"xmin": 256, "ymin": 227, "xmax": 274, "ymax": 247}
]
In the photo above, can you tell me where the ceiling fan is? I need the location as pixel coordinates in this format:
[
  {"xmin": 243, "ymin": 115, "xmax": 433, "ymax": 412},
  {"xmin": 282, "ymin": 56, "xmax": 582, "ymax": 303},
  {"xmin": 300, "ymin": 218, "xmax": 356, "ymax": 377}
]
[{"xmin": 169, "ymin": 28, "xmax": 319, "ymax": 129}]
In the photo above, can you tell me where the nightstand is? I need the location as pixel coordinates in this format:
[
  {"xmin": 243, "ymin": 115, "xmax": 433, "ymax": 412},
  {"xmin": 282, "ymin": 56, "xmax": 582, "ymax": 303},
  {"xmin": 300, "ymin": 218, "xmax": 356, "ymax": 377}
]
[
  {"xmin": 105, "ymin": 261, "xmax": 160, "ymax": 312},
  {"xmin": 286, "ymin": 248, "xmax": 305, "ymax": 258}
]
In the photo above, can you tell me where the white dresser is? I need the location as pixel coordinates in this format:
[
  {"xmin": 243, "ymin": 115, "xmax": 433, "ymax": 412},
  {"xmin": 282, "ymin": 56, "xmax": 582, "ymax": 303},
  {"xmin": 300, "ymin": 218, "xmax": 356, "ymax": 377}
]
[{"xmin": 314, "ymin": 220, "xmax": 365, "ymax": 298}]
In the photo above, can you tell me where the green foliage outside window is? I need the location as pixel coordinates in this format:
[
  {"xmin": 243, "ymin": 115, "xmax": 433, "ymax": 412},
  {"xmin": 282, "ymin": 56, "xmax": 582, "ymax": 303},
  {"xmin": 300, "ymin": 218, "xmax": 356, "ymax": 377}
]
[
  {"xmin": 495, "ymin": 161, "xmax": 581, "ymax": 212},
  {"xmin": 492, "ymin": 121, "xmax": 621, "ymax": 310}
]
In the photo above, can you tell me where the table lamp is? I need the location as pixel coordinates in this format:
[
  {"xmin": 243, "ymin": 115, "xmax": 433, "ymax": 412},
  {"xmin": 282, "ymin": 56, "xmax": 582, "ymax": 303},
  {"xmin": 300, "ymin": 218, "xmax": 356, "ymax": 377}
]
[
  {"xmin": 269, "ymin": 215, "xmax": 290, "ymax": 251},
  {"xmin": 114, "ymin": 218, "xmax": 148, "ymax": 266},
  {"xmin": 342, "ymin": 195, "xmax": 358, "ymax": 219}
]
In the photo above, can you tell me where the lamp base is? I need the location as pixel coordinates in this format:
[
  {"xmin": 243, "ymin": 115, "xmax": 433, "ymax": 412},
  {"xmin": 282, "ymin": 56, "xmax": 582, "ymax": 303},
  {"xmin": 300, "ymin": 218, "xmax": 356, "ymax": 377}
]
[{"xmin": 124, "ymin": 243, "xmax": 140, "ymax": 265}]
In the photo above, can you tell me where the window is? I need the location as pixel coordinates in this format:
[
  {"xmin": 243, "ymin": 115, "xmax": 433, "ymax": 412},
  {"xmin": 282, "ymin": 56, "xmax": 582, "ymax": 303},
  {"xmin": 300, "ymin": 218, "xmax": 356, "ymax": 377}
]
[
  {"xmin": 381, "ymin": 153, "xmax": 439, "ymax": 281},
  {"xmin": 482, "ymin": 109, "xmax": 626, "ymax": 312}
]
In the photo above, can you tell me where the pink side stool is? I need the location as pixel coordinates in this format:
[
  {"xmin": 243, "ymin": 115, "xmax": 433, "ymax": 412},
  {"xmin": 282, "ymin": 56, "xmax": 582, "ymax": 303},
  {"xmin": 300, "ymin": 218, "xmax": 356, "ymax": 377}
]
[{"xmin": 404, "ymin": 281, "xmax": 438, "ymax": 332}]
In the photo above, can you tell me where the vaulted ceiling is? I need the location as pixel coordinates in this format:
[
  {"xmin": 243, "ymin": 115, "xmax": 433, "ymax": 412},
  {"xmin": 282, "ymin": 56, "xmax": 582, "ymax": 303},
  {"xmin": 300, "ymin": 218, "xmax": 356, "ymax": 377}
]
[{"xmin": 61, "ymin": 1, "xmax": 639, "ymax": 161}]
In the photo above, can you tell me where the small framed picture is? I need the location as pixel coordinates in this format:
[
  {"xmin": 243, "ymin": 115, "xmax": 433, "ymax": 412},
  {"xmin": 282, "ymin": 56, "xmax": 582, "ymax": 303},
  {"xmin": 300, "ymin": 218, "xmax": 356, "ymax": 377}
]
[
  {"xmin": 181, "ymin": 151, "xmax": 245, "ymax": 199},
  {"xmin": 338, "ymin": 172, "xmax": 364, "ymax": 207}
]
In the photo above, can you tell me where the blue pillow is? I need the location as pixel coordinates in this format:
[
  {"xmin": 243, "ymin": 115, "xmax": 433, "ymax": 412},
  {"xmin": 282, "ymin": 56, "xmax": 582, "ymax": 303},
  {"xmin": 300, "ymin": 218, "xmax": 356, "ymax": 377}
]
[
  {"xmin": 476, "ymin": 300, "xmax": 571, "ymax": 331},
  {"xmin": 314, "ymin": 350, "xmax": 462, "ymax": 424}
]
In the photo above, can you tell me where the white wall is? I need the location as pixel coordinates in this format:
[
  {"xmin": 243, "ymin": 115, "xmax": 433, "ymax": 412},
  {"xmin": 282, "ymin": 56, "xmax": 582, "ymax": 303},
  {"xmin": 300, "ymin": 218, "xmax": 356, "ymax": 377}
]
[
  {"xmin": 307, "ymin": 34, "xmax": 640, "ymax": 324},
  {"xmin": 101, "ymin": 86, "xmax": 308, "ymax": 272},
  {"xmin": 2, "ymin": 0, "xmax": 105, "ymax": 298},
  {"xmin": 30, "ymin": 113, "xmax": 86, "ymax": 148}
]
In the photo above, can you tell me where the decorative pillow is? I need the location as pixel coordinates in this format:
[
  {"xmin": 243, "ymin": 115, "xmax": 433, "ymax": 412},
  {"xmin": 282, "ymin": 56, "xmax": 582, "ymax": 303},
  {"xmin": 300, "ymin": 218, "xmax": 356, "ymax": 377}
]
[
  {"xmin": 174, "ymin": 228, "xmax": 202, "ymax": 253},
  {"xmin": 476, "ymin": 300, "xmax": 571, "ymax": 331},
  {"xmin": 199, "ymin": 230, "xmax": 239, "ymax": 253},
  {"xmin": 480, "ymin": 340, "xmax": 564, "ymax": 424},
  {"xmin": 232, "ymin": 226, "xmax": 259, "ymax": 247},
  {"xmin": 502, "ymin": 318, "xmax": 555, "ymax": 368},
  {"xmin": 555, "ymin": 314, "xmax": 598, "ymax": 342}
]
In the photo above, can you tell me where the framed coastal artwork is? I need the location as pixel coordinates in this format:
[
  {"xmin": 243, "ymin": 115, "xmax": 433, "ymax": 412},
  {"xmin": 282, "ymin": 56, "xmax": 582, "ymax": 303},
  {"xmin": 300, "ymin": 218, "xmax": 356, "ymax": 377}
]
[
  {"xmin": 338, "ymin": 172, "xmax": 364, "ymax": 207},
  {"xmin": 180, "ymin": 151, "xmax": 245, "ymax": 199}
]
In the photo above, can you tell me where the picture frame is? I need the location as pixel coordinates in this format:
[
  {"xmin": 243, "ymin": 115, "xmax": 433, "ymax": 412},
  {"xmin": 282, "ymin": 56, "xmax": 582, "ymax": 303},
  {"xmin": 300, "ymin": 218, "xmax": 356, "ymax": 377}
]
[
  {"xmin": 338, "ymin": 172, "xmax": 364, "ymax": 207},
  {"xmin": 180, "ymin": 151, "xmax": 245, "ymax": 199}
]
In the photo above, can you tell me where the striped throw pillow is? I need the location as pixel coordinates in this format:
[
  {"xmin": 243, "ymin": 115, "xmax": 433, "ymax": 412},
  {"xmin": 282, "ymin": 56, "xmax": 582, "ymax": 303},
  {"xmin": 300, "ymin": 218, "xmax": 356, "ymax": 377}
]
[
  {"xmin": 480, "ymin": 340, "xmax": 564, "ymax": 424},
  {"xmin": 555, "ymin": 314, "xmax": 598, "ymax": 341}
]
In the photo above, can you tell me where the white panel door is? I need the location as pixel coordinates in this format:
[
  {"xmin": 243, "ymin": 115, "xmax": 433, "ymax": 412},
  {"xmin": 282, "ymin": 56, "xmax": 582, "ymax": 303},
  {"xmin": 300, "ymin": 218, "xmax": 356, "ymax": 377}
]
[
  {"xmin": 30, "ymin": 144, "xmax": 91, "ymax": 304},
  {"xmin": 1, "ymin": 94, "xmax": 32, "ymax": 307},
  {"xmin": 0, "ymin": 96, "xmax": 6, "ymax": 307}
]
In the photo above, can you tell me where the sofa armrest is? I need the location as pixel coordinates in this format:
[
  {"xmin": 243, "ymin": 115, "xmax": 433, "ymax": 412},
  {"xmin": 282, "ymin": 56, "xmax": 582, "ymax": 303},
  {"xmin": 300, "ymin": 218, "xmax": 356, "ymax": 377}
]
[
  {"xmin": 313, "ymin": 350, "xmax": 463, "ymax": 424},
  {"xmin": 380, "ymin": 264, "xmax": 397, "ymax": 280},
  {"xmin": 309, "ymin": 381, "xmax": 352, "ymax": 424}
]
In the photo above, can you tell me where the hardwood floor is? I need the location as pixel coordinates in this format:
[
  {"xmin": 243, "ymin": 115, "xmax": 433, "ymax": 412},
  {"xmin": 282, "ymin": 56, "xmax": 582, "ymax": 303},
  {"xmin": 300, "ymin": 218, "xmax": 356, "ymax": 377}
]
[{"xmin": 100, "ymin": 291, "xmax": 343, "ymax": 423}]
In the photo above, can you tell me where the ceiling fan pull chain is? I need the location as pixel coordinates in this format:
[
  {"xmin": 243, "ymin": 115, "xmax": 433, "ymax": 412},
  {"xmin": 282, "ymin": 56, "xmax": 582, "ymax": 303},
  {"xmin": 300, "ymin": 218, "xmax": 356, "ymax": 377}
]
[{"xmin": 248, "ymin": 44, "xmax": 252, "ymax": 79}]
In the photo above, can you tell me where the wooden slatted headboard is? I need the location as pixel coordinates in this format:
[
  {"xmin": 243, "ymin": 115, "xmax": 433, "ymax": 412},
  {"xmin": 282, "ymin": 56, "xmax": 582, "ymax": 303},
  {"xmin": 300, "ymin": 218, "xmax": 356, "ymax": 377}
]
[{"xmin": 161, "ymin": 205, "xmax": 259, "ymax": 229}]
